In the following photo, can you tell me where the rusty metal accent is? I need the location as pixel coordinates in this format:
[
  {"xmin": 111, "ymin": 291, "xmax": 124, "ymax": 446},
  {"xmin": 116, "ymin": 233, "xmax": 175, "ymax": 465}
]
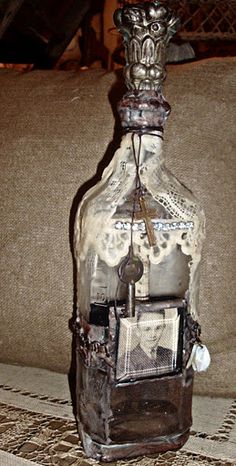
[
  {"xmin": 183, "ymin": 313, "xmax": 202, "ymax": 368},
  {"xmin": 134, "ymin": 196, "xmax": 157, "ymax": 246},
  {"xmin": 75, "ymin": 319, "xmax": 115, "ymax": 369}
]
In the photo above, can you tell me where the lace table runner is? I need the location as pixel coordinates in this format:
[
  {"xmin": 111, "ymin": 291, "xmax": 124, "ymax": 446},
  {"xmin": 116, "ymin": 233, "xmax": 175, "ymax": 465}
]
[{"xmin": 0, "ymin": 364, "xmax": 235, "ymax": 465}]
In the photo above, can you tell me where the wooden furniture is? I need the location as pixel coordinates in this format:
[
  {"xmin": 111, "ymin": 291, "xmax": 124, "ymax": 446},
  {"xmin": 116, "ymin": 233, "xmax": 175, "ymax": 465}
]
[{"xmin": 0, "ymin": 0, "xmax": 91, "ymax": 67}]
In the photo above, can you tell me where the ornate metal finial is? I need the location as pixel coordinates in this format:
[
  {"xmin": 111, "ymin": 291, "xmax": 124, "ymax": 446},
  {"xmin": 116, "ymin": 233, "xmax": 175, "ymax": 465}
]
[{"xmin": 114, "ymin": 1, "xmax": 180, "ymax": 92}]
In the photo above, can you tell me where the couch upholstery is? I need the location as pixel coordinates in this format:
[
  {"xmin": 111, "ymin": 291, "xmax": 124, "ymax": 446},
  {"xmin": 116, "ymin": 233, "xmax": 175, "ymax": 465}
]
[{"xmin": 0, "ymin": 58, "xmax": 235, "ymax": 397}]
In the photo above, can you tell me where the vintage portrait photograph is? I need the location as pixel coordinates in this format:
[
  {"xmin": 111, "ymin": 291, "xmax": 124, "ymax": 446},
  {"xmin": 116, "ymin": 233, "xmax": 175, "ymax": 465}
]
[{"xmin": 116, "ymin": 307, "xmax": 180, "ymax": 381}]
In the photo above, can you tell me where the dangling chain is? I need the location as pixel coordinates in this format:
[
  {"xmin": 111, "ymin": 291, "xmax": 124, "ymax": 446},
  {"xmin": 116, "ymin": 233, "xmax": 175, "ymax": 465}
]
[
  {"xmin": 129, "ymin": 130, "xmax": 163, "ymax": 248},
  {"xmin": 130, "ymin": 132, "xmax": 142, "ymax": 250}
]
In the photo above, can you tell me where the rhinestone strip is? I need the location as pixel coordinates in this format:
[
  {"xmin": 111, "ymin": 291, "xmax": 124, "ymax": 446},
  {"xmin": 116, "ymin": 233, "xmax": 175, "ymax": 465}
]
[{"xmin": 115, "ymin": 220, "xmax": 194, "ymax": 232}]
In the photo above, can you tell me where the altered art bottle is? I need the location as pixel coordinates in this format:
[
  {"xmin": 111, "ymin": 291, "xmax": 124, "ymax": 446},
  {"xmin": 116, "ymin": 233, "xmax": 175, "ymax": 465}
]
[{"xmin": 74, "ymin": 1, "xmax": 210, "ymax": 462}]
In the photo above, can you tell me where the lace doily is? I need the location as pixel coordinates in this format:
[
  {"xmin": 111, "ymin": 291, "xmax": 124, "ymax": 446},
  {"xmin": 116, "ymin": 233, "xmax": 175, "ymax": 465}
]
[{"xmin": 75, "ymin": 134, "xmax": 205, "ymax": 318}]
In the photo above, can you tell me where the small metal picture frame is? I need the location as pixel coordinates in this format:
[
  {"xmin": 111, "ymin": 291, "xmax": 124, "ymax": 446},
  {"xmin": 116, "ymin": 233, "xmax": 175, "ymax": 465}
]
[{"xmin": 116, "ymin": 307, "xmax": 180, "ymax": 382}]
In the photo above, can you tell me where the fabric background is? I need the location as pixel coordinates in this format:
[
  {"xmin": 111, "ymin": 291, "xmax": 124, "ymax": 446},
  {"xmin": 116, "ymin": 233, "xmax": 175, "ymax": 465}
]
[{"xmin": 0, "ymin": 58, "xmax": 235, "ymax": 396}]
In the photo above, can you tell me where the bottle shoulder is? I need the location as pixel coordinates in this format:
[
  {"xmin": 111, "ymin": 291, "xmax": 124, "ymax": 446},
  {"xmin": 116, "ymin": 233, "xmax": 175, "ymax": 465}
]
[
  {"xmin": 74, "ymin": 134, "xmax": 205, "ymax": 267},
  {"xmin": 77, "ymin": 164, "xmax": 204, "ymax": 223},
  {"xmin": 77, "ymin": 133, "xmax": 203, "ymax": 221}
]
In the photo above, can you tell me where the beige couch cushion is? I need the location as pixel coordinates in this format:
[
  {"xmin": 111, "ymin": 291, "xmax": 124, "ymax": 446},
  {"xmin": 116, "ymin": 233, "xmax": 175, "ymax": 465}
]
[{"xmin": 0, "ymin": 58, "xmax": 235, "ymax": 396}]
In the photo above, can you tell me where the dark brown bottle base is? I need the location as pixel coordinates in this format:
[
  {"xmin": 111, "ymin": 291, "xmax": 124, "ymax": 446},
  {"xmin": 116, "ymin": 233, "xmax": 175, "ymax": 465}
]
[
  {"xmin": 79, "ymin": 427, "xmax": 190, "ymax": 462},
  {"xmin": 77, "ymin": 365, "xmax": 194, "ymax": 462}
]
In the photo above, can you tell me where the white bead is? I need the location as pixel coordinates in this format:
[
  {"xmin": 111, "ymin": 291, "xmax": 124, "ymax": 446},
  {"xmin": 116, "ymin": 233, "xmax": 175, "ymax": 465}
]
[{"xmin": 187, "ymin": 343, "xmax": 211, "ymax": 372}]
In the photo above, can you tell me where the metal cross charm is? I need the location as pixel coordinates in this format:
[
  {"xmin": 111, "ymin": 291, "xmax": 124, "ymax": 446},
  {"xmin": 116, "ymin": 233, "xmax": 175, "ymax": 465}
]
[{"xmin": 135, "ymin": 196, "xmax": 157, "ymax": 247}]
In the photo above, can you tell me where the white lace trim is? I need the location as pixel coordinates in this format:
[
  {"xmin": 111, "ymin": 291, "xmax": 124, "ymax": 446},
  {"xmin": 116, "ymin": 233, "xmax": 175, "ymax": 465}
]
[{"xmin": 75, "ymin": 133, "xmax": 205, "ymax": 319}]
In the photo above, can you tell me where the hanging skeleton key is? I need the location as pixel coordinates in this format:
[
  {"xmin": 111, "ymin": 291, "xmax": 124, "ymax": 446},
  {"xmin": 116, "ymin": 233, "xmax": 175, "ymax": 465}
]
[
  {"xmin": 135, "ymin": 196, "xmax": 157, "ymax": 247},
  {"xmin": 118, "ymin": 246, "xmax": 143, "ymax": 317}
]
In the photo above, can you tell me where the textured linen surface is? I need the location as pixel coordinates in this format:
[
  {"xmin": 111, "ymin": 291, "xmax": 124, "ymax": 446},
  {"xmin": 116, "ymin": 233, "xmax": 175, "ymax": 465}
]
[
  {"xmin": 0, "ymin": 58, "xmax": 235, "ymax": 396},
  {"xmin": 0, "ymin": 364, "xmax": 236, "ymax": 464}
]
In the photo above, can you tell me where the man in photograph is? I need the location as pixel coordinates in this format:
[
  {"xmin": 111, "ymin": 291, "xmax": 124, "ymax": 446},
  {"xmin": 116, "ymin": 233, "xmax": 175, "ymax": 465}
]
[{"xmin": 121, "ymin": 309, "xmax": 175, "ymax": 377}]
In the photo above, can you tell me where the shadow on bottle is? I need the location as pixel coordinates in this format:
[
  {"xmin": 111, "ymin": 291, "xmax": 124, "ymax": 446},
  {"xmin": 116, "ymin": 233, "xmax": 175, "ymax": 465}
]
[{"xmin": 67, "ymin": 69, "xmax": 126, "ymax": 418}]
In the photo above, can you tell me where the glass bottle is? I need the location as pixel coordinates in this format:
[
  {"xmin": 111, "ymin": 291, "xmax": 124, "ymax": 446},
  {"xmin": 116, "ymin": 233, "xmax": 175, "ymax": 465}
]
[{"xmin": 74, "ymin": 2, "xmax": 209, "ymax": 462}]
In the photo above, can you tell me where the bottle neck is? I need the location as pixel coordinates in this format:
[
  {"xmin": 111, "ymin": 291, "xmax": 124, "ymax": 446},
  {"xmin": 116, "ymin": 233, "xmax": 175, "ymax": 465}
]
[
  {"xmin": 98, "ymin": 130, "xmax": 165, "ymax": 213},
  {"xmin": 118, "ymin": 90, "xmax": 171, "ymax": 131},
  {"xmin": 120, "ymin": 130, "xmax": 165, "ymax": 170}
]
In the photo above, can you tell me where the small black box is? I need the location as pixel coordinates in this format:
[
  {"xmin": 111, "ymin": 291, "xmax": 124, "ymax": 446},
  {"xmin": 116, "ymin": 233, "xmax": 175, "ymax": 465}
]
[{"xmin": 90, "ymin": 302, "xmax": 109, "ymax": 327}]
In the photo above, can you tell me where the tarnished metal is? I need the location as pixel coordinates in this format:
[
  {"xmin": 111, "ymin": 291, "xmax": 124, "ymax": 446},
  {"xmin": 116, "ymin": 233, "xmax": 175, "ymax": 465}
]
[
  {"xmin": 114, "ymin": 2, "xmax": 180, "ymax": 129},
  {"xmin": 114, "ymin": 1, "xmax": 180, "ymax": 91}
]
